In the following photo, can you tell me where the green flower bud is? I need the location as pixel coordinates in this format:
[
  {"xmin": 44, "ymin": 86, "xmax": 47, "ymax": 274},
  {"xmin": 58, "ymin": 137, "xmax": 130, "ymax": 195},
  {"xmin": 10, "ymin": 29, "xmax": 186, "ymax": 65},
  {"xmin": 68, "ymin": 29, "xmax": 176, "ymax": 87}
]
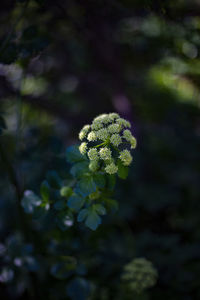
[
  {"xmin": 116, "ymin": 118, "xmax": 131, "ymax": 128},
  {"xmin": 79, "ymin": 124, "xmax": 90, "ymax": 140},
  {"xmin": 89, "ymin": 160, "xmax": 99, "ymax": 172},
  {"xmin": 122, "ymin": 258, "xmax": 158, "ymax": 293},
  {"xmin": 96, "ymin": 128, "xmax": 109, "ymax": 141},
  {"xmin": 130, "ymin": 136, "xmax": 137, "ymax": 149},
  {"xmin": 87, "ymin": 131, "xmax": 97, "ymax": 141},
  {"xmin": 105, "ymin": 162, "xmax": 118, "ymax": 174},
  {"xmin": 99, "ymin": 147, "xmax": 112, "ymax": 161},
  {"xmin": 60, "ymin": 186, "xmax": 73, "ymax": 197},
  {"xmin": 110, "ymin": 133, "xmax": 122, "ymax": 146},
  {"xmin": 108, "ymin": 112, "xmax": 119, "ymax": 121},
  {"xmin": 107, "ymin": 123, "xmax": 121, "ymax": 134},
  {"xmin": 119, "ymin": 149, "xmax": 132, "ymax": 166},
  {"xmin": 79, "ymin": 142, "xmax": 87, "ymax": 155},
  {"xmin": 88, "ymin": 148, "xmax": 99, "ymax": 161}
]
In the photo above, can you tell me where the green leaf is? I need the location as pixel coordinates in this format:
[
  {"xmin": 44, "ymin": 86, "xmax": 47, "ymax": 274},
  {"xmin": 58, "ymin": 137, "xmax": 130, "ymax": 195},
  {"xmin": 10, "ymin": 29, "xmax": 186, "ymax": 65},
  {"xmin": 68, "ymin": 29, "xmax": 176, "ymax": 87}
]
[
  {"xmin": 77, "ymin": 209, "xmax": 89, "ymax": 222},
  {"xmin": 66, "ymin": 145, "xmax": 87, "ymax": 164},
  {"xmin": 106, "ymin": 174, "xmax": 116, "ymax": 190},
  {"xmin": 70, "ymin": 161, "xmax": 89, "ymax": 178},
  {"xmin": 94, "ymin": 204, "xmax": 106, "ymax": 215},
  {"xmin": 40, "ymin": 180, "xmax": 50, "ymax": 201},
  {"xmin": 21, "ymin": 190, "xmax": 41, "ymax": 214},
  {"xmin": 60, "ymin": 186, "xmax": 73, "ymax": 198},
  {"xmin": 93, "ymin": 173, "xmax": 105, "ymax": 188},
  {"xmin": 117, "ymin": 160, "xmax": 129, "ymax": 180},
  {"xmin": 67, "ymin": 195, "xmax": 85, "ymax": 211},
  {"xmin": 85, "ymin": 210, "xmax": 101, "ymax": 230},
  {"xmin": 76, "ymin": 175, "xmax": 96, "ymax": 197}
]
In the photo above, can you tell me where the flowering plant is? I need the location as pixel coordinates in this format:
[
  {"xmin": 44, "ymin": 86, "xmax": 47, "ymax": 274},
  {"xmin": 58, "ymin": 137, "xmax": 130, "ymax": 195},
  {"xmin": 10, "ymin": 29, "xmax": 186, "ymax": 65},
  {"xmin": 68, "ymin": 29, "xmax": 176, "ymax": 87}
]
[
  {"xmin": 21, "ymin": 113, "xmax": 137, "ymax": 230},
  {"xmin": 79, "ymin": 113, "xmax": 136, "ymax": 175}
]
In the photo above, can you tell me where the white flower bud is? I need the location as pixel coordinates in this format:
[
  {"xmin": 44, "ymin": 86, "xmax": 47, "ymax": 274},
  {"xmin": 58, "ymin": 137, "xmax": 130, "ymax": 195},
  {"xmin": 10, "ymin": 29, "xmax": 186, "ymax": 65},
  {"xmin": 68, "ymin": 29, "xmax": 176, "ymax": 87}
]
[
  {"xmin": 96, "ymin": 128, "xmax": 109, "ymax": 141},
  {"xmin": 119, "ymin": 149, "xmax": 133, "ymax": 166},
  {"xmin": 110, "ymin": 134, "xmax": 122, "ymax": 146},
  {"xmin": 88, "ymin": 148, "xmax": 99, "ymax": 161},
  {"xmin": 79, "ymin": 142, "xmax": 87, "ymax": 155},
  {"xmin": 87, "ymin": 131, "xmax": 97, "ymax": 141},
  {"xmin": 99, "ymin": 147, "xmax": 112, "ymax": 161},
  {"xmin": 105, "ymin": 162, "xmax": 118, "ymax": 174}
]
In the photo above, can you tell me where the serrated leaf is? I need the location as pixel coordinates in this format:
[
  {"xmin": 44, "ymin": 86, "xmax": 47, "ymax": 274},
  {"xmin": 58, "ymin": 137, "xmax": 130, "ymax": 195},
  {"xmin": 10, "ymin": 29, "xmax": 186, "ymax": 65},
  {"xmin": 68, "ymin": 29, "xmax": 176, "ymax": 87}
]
[
  {"xmin": 70, "ymin": 161, "xmax": 89, "ymax": 178},
  {"xmin": 67, "ymin": 195, "xmax": 85, "ymax": 211},
  {"xmin": 77, "ymin": 209, "xmax": 89, "ymax": 222},
  {"xmin": 85, "ymin": 210, "xmax": 101, "ymax": 230},
  {"xmin": 66, "ymin": 145, "xmax": 87, "ymax": 164},
  {"xmin": 76, "ymin": 176, "xmax": 96, "ymax": 197}
]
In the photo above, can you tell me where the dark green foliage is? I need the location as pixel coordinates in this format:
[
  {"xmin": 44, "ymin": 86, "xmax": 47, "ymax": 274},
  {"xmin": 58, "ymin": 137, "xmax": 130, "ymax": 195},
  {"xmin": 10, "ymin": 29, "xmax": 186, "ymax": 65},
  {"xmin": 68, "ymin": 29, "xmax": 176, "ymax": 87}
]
[
  {"xmin": 117, "ymin": 159, "xmax": 129, "ymax": 180},
  {"xmin": 1, "ymin": 0, "xmax": 200, "ymax": 299}
]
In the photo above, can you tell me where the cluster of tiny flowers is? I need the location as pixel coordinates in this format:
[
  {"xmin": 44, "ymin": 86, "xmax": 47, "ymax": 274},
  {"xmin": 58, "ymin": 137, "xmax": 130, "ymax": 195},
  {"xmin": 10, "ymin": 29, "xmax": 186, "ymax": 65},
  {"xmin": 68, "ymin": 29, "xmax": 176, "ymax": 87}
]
[
  {"xmin": 119, "ymin": 149, "xmax": 133, "ymax": 166},
  {"xmin": 122, "ymin": 258, "xmax": 158, "ymax": 293},
  {"xmin": 78, "ymin": 113, "xmax": 137, "ymax": 175},
  {"xmin": 79, "ymin": 142, "xmax": 87, "ymax": 155}
]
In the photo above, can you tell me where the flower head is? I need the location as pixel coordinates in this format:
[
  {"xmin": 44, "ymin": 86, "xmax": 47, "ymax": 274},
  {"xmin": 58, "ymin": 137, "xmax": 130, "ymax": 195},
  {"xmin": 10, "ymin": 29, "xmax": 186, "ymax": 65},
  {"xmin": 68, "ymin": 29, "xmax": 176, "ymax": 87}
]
[
  {"xmin": 116, "ymin": 118, "xmax": 131, "ymax": 128},
  {"xmin": 119, "ymin": 149, "xmax": 133, "ymax": 166},
  {"xmin": 79, "ymin": 142, "xmax": 87, "ymax": 155},
  {"xmin": 78, "ymin": 112, "xmax": 137, "ymax": 175},
  {"xmin": 107, "ymin": 123, "xmax": 121, "ymax": 134},
  {"xmin": 105, "ymin": 163, "xmax": 118, "ymax": 175},
  {"xmin": 109, "ymin": 112, "xmax": 119, "ymax": 121},
  {"xmin": 96, "ymin": 128, "xmax": 109, "ymax": 141},
  {"xmin": 110, "ymin": 133, "xmax": 122, "ymax": 147},
  {"xmin": 87, "ymin": 131, "xmax": 97, "ymax": 142},
  {"xmin": 122, "ymin": 258, "xmax": 158, "ymax": 293},
  {"xmin": 130, "ymin": 136, "xmax": 137, "ymax": 149},
  {"xmin": 79, "ymin": 125, "xmax": 90, "ymax": 140},
  {"xmin": 99, "ymin": 147, "xmax": 112, "ymax": 161},
  {"xmin": 88, "ymin": 148, "xmax": 99, "ymax": 161}
]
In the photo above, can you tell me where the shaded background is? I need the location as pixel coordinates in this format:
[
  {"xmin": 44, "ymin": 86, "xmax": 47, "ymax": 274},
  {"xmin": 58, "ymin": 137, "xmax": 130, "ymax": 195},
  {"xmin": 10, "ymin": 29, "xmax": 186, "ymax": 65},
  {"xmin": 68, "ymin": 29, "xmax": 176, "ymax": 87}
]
[{"xmin": 0, "ymin": 0, "xmax": 200, "ymax": 299}]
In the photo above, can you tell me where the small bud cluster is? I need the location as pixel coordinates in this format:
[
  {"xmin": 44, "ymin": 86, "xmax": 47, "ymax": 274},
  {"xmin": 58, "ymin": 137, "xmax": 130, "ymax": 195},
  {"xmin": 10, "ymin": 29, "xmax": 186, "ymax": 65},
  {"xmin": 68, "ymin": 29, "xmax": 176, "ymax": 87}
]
[
  {"xmin": 122, "ymin": 258, "xmax": 158, "ymax": 293},
  {"xmin": 78, "ymin": 113, "xmax": 137, "ymax": 175}
]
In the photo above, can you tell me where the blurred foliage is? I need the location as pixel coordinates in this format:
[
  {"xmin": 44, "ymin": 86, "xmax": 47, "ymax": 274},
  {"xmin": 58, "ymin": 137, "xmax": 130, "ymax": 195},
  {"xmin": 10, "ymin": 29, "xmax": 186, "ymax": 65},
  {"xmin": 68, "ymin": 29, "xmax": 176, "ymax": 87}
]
[{"xmin": 0, "ymin": 0, "xmax": 200, "ymax": 299}]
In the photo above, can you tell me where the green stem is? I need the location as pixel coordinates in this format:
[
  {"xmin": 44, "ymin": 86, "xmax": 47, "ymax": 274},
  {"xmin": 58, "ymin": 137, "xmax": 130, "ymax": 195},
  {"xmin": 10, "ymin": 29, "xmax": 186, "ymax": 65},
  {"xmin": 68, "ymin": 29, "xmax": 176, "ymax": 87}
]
[{"xmin": 94, "ymin": 141, "xmax": 107, "ymax": 148}]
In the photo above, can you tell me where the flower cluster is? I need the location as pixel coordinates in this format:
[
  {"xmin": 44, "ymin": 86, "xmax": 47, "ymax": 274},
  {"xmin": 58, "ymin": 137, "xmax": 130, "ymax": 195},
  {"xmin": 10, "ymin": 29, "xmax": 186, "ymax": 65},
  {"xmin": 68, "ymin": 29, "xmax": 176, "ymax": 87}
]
[
  {"xmin": 122, "ymin": 258, "xmax": 158, "ymax": 293},
  {"xmin": 79, "ymin": 113, "xmax": 137, "ymax": 175}
]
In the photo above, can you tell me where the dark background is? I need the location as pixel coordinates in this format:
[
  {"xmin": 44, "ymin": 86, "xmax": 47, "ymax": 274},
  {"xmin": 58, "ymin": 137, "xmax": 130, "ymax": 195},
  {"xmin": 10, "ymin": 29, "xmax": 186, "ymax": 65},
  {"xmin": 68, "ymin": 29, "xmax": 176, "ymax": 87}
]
[{"xmin": 0, "ymin": 0, "xmax": 200, "ymax": 299}]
